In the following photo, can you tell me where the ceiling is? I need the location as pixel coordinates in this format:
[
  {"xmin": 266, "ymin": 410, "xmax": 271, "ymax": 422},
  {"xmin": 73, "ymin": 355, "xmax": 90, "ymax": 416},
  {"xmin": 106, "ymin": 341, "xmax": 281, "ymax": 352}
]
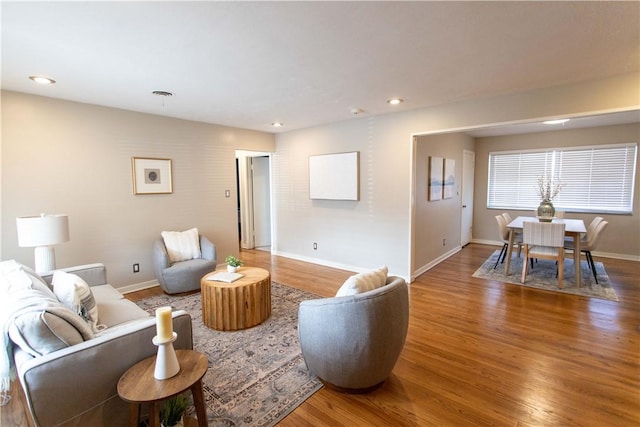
[{"xmin": 2, "ymin": 1, "xmax": 639, "ymax": 135}]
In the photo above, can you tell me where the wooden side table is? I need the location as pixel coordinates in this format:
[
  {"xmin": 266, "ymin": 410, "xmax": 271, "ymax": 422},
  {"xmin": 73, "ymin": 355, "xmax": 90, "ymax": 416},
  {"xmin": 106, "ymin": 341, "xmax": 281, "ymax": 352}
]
[
  {"xmin": 117, "ymin": 349, "xmax": 208, "ymax": 427},
  {"xmin": 201, "ymin": 266, "xmax": 271, "ymax": 331}
]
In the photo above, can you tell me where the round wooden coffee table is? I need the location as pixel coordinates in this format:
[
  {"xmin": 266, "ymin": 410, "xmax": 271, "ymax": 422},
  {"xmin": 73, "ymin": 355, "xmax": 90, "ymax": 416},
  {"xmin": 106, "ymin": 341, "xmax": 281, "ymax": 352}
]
[
  {"xmin": 201, "ymin": 267, "xmax": 271, "ymax": 331},
  {"xmin": 117, "ymin": 349, "xmax": 208, "ymax": 427}
]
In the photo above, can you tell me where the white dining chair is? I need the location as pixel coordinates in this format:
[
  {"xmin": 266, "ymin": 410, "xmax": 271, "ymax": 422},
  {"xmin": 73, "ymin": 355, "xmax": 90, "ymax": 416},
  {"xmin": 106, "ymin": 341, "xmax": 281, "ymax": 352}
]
[
  {"xmin": 494, "ymin": 215, "xmax": 523, "ymax": 269},
  {"xmin": 565, "ymin": 220, "xmax": 608, "ymax": 284},
  {"xmin": 521, "ymin": 221, "xmax": 566, "ymax": 288}
]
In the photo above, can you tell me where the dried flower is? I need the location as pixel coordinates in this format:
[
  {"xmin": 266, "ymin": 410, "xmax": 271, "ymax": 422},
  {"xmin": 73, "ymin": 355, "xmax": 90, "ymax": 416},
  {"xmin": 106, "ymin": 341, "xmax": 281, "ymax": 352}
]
[{"xmin": 537, "ymin": 175, "xmax": 563, "ymax": 201}]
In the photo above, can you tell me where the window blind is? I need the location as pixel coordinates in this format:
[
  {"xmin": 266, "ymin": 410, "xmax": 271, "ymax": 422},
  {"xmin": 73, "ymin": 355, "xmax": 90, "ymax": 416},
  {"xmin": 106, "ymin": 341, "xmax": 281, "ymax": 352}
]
[{"xmin": 487, "ymin": 143, "xmax": 637, "ymax": 214}]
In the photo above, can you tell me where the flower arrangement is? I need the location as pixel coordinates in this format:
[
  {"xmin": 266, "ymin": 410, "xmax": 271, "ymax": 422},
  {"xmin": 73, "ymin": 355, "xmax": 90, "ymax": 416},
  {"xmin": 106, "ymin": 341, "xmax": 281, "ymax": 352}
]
[
  {"xmin": 536, "ymin": 175, "xmax": 563, "ymax": 202},
  {"xmin": 225, "ymin": 255, "xmax": 243, "ymax": 267}
]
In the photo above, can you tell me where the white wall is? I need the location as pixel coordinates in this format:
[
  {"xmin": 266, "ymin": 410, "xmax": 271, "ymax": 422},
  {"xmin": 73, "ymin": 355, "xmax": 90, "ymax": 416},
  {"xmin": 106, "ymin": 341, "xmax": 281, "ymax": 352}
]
[
  {"xmin": 272, "ymin": 73, "xmax": 639, "ymax": 280},
  {"xmin": 1, "ymin": 91, "xmax": 275, "ymax": 289}
]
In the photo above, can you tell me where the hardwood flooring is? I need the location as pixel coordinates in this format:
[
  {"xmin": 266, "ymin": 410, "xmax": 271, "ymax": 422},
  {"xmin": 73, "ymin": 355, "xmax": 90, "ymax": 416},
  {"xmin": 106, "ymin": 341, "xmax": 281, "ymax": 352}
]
[{"xmin": 2, "ymin": 244, "xmax": 638, "ymax": 426}]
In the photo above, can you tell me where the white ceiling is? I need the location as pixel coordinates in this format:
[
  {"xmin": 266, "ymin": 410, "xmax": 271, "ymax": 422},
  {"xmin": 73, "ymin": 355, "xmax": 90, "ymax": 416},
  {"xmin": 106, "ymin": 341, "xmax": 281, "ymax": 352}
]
[{"xmin": 2, "ymin": 1, "xmax": 639, "ymax": 134}]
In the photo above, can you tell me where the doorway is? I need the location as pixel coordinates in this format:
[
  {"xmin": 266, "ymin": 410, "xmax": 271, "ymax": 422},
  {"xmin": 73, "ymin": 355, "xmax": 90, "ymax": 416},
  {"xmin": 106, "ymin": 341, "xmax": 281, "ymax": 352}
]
[{"xmin": 236, "ymin": 151, "xmax": 272, "ymax": 251}]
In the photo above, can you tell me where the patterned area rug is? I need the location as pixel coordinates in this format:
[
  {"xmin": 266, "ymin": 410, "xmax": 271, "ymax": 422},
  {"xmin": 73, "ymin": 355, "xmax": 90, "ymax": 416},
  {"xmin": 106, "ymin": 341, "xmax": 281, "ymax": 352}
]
[
  {"xmin": 136, "ymin": 282, "xmax": 323, "ymax": 426},
  {"xmin": 472, "ymin": 250, "xmax": 619, "ymax": 301}
]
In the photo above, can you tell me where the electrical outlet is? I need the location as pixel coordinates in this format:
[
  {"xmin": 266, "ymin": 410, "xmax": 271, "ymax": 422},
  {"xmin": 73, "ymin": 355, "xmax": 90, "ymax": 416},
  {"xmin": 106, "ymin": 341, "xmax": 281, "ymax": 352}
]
[
  {"xmin": 442, "ymin": 238, "xmax": 446, "ymax": 246},
  {"xmin": 133, "ymin": 263, "xmax": 140, "ymax": 273},
  {"xmin": 313, "ymin": 242, "xmax": 317, "ymax": 250},
  {"xmin": 225, "ymin": 190, "xmax": 231, "ymax": 198}
]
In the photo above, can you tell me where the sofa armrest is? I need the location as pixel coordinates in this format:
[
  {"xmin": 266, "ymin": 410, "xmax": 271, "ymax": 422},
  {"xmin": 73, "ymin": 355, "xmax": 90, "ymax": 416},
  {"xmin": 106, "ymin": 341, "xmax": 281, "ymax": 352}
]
[
  {"xmin": 200, "ymin": 235, "xmax": 217, "ymax": 262},
  {"xmin": 17, "ymin": 311, "xmax": 193, "ymax": 427},
  {"xmin": 40, "ymin": 263, "xmax": 107, "ymax": 287}
]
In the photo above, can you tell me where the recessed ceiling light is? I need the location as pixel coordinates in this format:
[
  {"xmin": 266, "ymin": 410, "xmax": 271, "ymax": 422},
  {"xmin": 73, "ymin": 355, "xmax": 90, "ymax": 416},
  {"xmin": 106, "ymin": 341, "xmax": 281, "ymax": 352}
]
[
  {"xmin": 29, "ymin": 75, "xmax": 56, "ymax": 85},
  {"xmin": 152, "ymin": 90, "xmax": 173, "ymax": 97},
  {"xmin": 387, "ymin": 98, "xmax": 404, "ymax": 106},
  {"xmin": 543, "ymin": 119, "xmax": 570, "ymax": 125},
  {"xmin": 271, "ymin": 122, "xmax": 284, "ymax": 127}
]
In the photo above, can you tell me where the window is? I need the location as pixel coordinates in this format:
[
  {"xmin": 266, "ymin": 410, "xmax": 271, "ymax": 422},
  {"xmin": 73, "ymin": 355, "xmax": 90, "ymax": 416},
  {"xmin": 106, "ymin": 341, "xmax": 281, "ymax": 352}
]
[{"xmin": 487, "ymin": 143, "xmax": 637, "ymax": 214}]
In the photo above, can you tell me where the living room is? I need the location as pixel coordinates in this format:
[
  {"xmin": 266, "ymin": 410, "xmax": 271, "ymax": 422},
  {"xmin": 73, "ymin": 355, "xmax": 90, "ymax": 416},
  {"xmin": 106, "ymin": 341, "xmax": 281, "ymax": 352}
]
[{"xmin": 1, "ymin": 2, "xmax": 639, "ymax": 426}]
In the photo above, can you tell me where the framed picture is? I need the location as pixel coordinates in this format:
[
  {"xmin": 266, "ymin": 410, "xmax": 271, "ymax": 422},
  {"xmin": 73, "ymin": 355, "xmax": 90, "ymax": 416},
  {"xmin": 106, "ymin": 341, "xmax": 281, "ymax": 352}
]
[
  {"xmin": 131, "ymin": 157, "xmax": 173, "ymax": 195},
  {"xmin": 309, "ymin": 151, "xmax": 360, "ymax": 201},
  {"xmin": 428, "ymin": 156, "xmax": 443, "ymax": 201},
  {"xmin": 443, "ymin": 158, "xmax": 455, "ymax": 199}
]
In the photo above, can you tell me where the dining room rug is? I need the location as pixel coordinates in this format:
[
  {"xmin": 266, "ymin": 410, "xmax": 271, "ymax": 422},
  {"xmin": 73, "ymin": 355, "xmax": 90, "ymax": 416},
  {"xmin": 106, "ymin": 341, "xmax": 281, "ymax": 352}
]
[
  {"xmin": 135, "ymin": 282, "xmax": 323, "ymax": 427},
  {"xmin": 472, "ymin": 250, "xmax": 619, "ymax": 301}
]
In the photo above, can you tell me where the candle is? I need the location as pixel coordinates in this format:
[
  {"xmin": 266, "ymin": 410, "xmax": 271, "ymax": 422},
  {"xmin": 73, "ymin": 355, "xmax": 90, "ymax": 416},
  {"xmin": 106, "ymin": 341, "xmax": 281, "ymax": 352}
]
[{"xmin": 155, "ymin": 307, "xmax": 173, "ymax": 341}]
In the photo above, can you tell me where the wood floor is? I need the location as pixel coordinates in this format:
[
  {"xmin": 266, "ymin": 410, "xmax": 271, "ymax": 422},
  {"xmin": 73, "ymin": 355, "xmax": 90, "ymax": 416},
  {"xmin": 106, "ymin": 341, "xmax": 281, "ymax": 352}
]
[{"xmin": 2, "ymin": 244, "xmax": 638, "ymax": 426}]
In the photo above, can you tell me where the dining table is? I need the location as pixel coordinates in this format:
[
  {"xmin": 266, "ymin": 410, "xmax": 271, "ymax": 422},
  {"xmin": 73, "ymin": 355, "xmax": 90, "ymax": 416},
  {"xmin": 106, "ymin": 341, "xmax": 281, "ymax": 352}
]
[{"xmin": 504, "ymin": 216, "xmax": 587, "ymax": 287}]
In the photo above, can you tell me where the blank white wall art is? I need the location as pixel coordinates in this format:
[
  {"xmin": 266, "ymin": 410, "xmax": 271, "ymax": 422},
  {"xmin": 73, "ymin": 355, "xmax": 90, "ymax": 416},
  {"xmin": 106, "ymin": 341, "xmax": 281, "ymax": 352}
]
[
  {"xmin": 309, "ymin": 151, "xmax": 360, "ymax": 201},
  {"xmin": 443, "ymin": 158, "xmax": 455, "ymax": 199},
  {"xmin": 428, "ymin": 156, "xmax": 443, "ymax": 201}
]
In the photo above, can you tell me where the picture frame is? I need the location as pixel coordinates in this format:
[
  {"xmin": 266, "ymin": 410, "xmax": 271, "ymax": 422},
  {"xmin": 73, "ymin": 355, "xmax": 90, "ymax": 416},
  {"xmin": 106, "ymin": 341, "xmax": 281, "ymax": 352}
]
[
  {"xmin": 309, "ymin": 151, "xmax": 360, "ymax": 201},
  {"xmin": 428, "ymin": 156, "xmax": 443, "ymax": 201},
  {"xmin": 443, "ymin": 158, "xmax": 455, "ymax": 199},
  {"xmin": 132, "ymin": 157, "xmax": 173, "ymax": 195}
]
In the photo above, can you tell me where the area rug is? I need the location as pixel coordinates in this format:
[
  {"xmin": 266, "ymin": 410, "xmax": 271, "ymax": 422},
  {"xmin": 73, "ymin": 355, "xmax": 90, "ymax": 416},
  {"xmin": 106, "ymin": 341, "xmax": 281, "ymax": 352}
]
[
  {"xmin": 472, "ymin": 250, "xmax": 619, "ymax": 301},
  {"xmin": 135, "ymin": 282, "xmax": 323, "ymax": 427}
]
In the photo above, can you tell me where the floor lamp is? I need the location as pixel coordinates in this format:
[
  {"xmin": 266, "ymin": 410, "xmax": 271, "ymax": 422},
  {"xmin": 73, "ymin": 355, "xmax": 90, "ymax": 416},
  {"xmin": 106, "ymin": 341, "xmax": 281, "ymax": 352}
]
[{"xmin": 16, "ymin": 214, "xmax": 70, "ymax": 274}]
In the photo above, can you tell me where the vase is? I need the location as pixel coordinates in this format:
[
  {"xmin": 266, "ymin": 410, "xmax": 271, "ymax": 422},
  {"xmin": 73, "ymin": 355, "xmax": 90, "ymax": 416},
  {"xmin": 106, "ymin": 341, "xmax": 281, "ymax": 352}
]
[
  {"xmin": 227, "ymin": 265, "xmax": 238, "ymax": 273},
  {"xmin": 537, "ymin": 200, "xmax": 555, "ymax": 221}
]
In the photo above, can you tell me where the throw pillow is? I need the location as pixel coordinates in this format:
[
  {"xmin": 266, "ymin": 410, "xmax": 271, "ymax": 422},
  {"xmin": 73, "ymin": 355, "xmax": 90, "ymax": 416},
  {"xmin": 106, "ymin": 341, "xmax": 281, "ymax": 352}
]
[
  {"xmin": 52, "ymin": 271, "xmax": 100, "ymax": 333},
  {"xmin": 335, "ymin": 266, "xmax": 388, "ymax": 297},
  {"xmin": 161, "ymin": 227, "xmax": 202, "ymax": 263}
]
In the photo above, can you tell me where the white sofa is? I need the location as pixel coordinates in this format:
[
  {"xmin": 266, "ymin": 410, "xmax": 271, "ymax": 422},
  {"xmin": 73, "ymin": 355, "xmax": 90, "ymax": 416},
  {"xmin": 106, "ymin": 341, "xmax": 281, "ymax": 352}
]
[{"xmin": 1, "ymin": 262, "xmax": 193, "ymax": 426}]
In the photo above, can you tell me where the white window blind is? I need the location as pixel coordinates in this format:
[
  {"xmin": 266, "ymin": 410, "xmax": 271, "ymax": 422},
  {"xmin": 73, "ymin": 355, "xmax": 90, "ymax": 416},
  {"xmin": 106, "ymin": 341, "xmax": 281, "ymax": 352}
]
[{"xmin": 487, "ymin": 143, "xmax": 637, "ymax": 214}]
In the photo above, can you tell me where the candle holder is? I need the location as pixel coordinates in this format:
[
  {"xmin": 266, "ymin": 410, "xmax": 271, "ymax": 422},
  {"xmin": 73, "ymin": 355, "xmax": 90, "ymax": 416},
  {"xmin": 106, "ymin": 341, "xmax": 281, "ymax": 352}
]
[{"xmin": 152, "ymin": 332, "xmax": 180, "ymax": 380}]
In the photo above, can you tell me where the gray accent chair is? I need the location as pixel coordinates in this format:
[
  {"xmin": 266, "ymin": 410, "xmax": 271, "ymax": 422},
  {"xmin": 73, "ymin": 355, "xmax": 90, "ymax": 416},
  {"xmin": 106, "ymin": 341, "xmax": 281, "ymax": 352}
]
[
  {"xmin": 153, "ymin": 235, "xmax": 217, "ymax": 294},
  {"xmin": 298, "ymin": 276, "xmax": 409, "ymax": 392}
]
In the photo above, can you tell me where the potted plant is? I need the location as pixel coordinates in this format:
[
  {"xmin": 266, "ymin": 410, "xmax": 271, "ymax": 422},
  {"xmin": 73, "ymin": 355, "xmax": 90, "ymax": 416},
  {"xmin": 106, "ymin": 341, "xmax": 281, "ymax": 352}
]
[
  {"xmin": 161, "ymin": 394, "xmax": 188, "ymax": 427},
  {"xmin": 226, "ymin": 255, "xmax": 243, "ymax": 273}
]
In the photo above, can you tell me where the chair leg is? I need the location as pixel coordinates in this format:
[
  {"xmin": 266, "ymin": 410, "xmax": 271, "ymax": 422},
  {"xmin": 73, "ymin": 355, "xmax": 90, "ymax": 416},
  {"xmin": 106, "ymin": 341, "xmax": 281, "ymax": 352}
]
[
  {"xmin": 495, "ymin": 244, "xmax": 507, "ymax": 269},
  {"xmin": 557, "ymin": 255, "xmax": 564, "ymax": 288},
  {"xmin": 586, "ymin": 251, "xmax": 598, "ymax": 284},
  {"xmin": 521, "ymin": 250, "xmax": 529, "ymax": 283}
]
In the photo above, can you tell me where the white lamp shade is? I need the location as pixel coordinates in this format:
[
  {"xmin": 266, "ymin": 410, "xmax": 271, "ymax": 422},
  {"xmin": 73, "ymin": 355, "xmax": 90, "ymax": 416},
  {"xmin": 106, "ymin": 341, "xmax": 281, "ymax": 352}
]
[{"xmin": 16, "ymin": 214, "xmax": 70, "ymax": 247}]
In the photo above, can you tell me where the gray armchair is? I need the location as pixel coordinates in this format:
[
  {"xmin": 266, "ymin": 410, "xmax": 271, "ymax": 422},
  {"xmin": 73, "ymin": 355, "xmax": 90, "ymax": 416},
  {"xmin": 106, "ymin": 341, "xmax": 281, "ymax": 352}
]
[
  {"xmin": 298, "ymin": 276, "xmax": 409, "ymax": 392},
  {"xmin": 153, "ymin": 235, "xmax": 217, "ymax": 294}
]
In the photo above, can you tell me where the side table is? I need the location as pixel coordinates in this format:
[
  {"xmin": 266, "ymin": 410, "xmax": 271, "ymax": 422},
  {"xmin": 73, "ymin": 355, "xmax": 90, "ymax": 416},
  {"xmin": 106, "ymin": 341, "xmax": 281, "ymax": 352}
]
[{"xmin": 117, "ymin": 349, "xmax": 208, "ymax": 427}]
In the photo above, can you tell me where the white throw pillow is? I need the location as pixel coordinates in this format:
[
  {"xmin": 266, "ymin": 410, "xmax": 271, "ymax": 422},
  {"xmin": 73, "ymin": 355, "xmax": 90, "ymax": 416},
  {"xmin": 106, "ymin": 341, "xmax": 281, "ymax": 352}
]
[
  {"xmin": 335, "ymin": 266, "xmax": 388, "ymax": 297},
  {"xmin": 161, "ymin": 227, "xmax": 202, "ymax": 263},
  {"xmin": 52, "ymin": 270, "xmax": 100, "ymax": 333}
]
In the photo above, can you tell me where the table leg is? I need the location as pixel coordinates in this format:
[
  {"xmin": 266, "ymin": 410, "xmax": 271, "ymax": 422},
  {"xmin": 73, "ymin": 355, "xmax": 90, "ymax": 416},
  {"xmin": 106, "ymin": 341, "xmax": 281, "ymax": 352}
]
[
  {"xmin": 191, "ymin": 379, "xmax": 208, "ymax": 427},
  {"xmin": 128, "ymin": 403, "xmax": 140, "ymax": 427},
  {"xmin": 504, "ymin": 228, "xmax": 515, "ymax": 275},
  {"xmin": 573, "ymin": 233, "xmax": 581, "ymax": 288},
  {"xmin": 148, "ymin": 401, "xmax": 160, "ymax": 427}
]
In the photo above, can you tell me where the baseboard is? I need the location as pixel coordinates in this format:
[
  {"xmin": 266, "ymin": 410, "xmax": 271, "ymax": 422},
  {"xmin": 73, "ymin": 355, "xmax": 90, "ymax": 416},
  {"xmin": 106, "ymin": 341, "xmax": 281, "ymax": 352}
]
[
  {"xmin": 411, "ymin": 246, "xmax": 462, "ymax": 282},
  {"xmin": 118, "ymin": 279, "xmax": 160, "ymax": 294},
  {"xmin": 470, "ymin": 239, "xmax": 640, "ymax": 262}
]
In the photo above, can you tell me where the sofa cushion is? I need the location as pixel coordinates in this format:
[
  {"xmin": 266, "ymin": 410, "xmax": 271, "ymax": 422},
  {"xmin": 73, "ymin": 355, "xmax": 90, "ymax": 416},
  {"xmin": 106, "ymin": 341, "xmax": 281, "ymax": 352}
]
[
  {"xmin": 161, "ymin": 228, "xmax": 201, "ymax": 263},
  {"xmin": 335, "ymin": 266, "xmax": 388, "ymax": 297},
  {"xmin": 52, "ymin": 271, "xmax": 100, "ymax": 333},
  {"xmin": 92, "ymin": 285, "xmax": 150, "ymax": 328}
]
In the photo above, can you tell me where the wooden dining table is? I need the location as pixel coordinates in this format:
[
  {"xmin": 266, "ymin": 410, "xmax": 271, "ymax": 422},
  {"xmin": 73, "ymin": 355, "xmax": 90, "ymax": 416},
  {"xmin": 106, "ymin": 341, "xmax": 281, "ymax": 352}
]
[{"xmin": 504, "ymin": 216, "xmax": 587, "ymax": 287}]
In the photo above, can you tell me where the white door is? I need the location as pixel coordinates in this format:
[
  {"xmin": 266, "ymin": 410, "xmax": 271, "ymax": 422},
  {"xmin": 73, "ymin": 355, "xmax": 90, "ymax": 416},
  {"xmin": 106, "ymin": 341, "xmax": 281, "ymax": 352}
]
[
  {"xmin": 252, "ymin": 156, "xmax": 271, "ymax": 248},
  {"xmin": 461, "ymin": 150, "xmax": 475, "ymax": 246}
]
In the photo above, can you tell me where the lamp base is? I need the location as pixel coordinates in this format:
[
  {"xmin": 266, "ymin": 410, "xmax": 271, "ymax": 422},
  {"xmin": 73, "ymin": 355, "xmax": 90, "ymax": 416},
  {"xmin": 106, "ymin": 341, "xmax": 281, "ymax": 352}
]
[{"xmin": 34, "ymin": 246, "xmax": 56, "ymax": 274}]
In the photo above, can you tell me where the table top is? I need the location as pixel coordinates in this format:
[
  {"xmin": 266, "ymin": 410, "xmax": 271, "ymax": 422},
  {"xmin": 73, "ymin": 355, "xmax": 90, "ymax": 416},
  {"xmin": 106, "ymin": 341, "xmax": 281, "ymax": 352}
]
[
  {"xmin": 117, "ymin": 349, "xmax": 208, "ymax": 403},
  {"xmin": 201, "ymin": 266, "xmax": 269, "ymax": 289},
  {"xmin": 507, "ymin": 216, "xmax": 586, "ymax": 233}
]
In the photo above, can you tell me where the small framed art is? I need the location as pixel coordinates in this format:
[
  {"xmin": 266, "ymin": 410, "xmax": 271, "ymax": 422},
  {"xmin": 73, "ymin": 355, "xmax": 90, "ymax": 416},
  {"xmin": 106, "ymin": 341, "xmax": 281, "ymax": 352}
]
[
  {"xmin": 132, "ymin": 157, "xmax": 173, "ymax": 195},
  {"xmin": 428, "ymin": 156, "xmax": 443, "ymax": 201}
]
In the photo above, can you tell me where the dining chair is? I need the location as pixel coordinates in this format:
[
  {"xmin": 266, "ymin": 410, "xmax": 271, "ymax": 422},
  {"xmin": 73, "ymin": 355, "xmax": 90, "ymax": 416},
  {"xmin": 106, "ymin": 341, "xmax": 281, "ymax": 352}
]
[
  {"xmin": 494, "ymin": 215, "xmax": 523, "ymax": 269},
  {"xmin": 521, "ymin": 221, "xmax": 566, "ymax": 288},
  {"xmin": 564, "ymin": 216, "xmax": 603, "ymax": 250},
  {"xmin": 565, "ymin": 220, "xmax": 608, "ymax": 284}
]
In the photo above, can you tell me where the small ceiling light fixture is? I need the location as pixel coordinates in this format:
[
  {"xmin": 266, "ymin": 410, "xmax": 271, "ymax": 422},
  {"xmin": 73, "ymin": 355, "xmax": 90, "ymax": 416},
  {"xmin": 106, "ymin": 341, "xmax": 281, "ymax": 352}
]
[
  {"xmin": 271, "ymin": 122, "xmax": 284, "ymax": 128},
  {"xmin": 387, "ymin": 98, "xmax": 404, "ymax": 106},
  {"xmin": 29, "ymin": 75, "xmax": 56, "ymax": 85},
  {"xmin": 152, "ymin": 90, "xmax": 173, "ymax": 97},
  {"xmin": 350, "ymin": 107, "xmax": 365, "ymax": 115},
  {"xmin": 543, "ymin": 119, "xmax": 570, "ymax": 125}
]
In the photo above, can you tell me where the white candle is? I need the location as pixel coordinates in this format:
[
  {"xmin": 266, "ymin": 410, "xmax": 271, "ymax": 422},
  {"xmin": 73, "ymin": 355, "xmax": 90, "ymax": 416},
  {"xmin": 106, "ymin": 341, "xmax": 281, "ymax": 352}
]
[{"xmin": 155, "ymin": 307, "xmax": 173, "ymax": 341}]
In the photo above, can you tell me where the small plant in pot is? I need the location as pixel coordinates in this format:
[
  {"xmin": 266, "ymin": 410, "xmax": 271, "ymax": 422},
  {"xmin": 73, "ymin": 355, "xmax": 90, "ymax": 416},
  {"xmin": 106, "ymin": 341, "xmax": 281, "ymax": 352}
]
[
  {"xmin": 161, "ymin": 394, "xmax": 188, "ymax": 427},
  {"xmin": 226, "ymin": 255, "xmax": 243, "ymax": 273}
]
